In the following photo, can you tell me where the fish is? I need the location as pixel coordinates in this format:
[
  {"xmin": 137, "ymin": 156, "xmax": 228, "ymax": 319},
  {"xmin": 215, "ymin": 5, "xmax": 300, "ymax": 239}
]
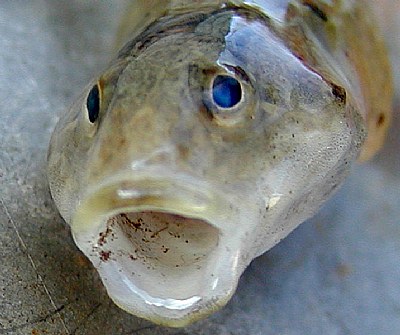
[{"xmin": 47, "ymin": 0, "xmax": 393, "ymax": 327}]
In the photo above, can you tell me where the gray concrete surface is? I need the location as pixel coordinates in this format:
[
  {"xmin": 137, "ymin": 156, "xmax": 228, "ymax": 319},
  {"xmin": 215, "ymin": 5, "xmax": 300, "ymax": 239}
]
[{"xmin": 0, "ymin": 2, "xmax": 399, "ymax": 334}]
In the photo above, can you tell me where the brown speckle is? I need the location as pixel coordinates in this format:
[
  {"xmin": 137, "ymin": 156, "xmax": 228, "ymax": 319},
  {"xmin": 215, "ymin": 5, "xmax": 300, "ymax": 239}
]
[
  {"xmin": 377, "ymin": 113, "xmax": 385, "ymax": 127},
  {"xmin": 150, "ymin": 225, "xmax": 168, "ymax": 238},
  {"xmin": 100, "ymin": 251, "xmax": 111, "ymax": 262},
  {"xmin": 121, "ymin": 213, "xmax": 142, "ymax": 229},
  {"xmin": 98, "ymin": 226, "xmax": 113, "ymax": 246}
]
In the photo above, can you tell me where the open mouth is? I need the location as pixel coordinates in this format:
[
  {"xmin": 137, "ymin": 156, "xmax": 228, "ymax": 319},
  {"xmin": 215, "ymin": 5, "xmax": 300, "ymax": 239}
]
[
  {"xmin": 95, "ymin": 210, "xmax": 220, "ymax": 300},
  {"xmin": 70, "ymin": 177, "xmax": 240, "ymax": 325}
]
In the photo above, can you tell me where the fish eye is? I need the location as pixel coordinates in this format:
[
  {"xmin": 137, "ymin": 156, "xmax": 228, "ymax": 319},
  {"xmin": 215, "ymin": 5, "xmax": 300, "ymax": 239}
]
[
  {"xmin": 86, "ymin": 84, "xmax": 100, "ymax": 123},
  {"xmin": 212, "ymin": 75, "xmax": 242, "ymax": 108}
]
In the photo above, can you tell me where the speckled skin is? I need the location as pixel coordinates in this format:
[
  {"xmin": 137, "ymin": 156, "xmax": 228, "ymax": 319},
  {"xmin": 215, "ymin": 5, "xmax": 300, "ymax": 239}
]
[{"xmin": 47, "ymin": 0, "xmax": 392, "ymax": 327}]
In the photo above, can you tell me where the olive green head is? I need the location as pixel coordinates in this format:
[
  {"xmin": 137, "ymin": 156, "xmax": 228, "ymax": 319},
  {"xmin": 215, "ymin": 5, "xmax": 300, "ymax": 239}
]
[{"xmin": 48, "ymin": 8, "xmax": 364, "ymax": 327}]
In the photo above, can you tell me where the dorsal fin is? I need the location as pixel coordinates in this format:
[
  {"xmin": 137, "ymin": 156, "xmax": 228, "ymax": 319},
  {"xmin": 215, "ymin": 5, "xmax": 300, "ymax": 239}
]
[{"xmin": 115, "ymin": 0, "xmax": 291, "ymax": 48}]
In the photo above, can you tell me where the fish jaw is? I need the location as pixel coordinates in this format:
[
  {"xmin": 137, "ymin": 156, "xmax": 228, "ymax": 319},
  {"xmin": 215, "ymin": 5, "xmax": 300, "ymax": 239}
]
[{"xmin": 71, "ymin": 173, "xmax": 254, "ymax": 326}]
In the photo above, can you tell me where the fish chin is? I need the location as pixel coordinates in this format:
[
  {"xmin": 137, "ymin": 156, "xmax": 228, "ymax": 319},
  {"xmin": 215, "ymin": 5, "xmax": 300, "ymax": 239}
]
[{"xmin": 71, "ymin": 177, "xmax": 242, "ymax": 326}]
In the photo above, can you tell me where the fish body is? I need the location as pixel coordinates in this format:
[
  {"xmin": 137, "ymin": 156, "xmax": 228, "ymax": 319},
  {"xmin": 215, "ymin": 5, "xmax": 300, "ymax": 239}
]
[{"xmin": 47, "ymin": 0, "xmax": 393, "ymax": 327}]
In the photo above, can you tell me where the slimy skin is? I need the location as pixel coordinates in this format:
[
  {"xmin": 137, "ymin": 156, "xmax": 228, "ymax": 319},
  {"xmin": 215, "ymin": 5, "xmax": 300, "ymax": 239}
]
[{"xmin": 47, "ymin": 1, "xmax": 393, "ymax": 327}]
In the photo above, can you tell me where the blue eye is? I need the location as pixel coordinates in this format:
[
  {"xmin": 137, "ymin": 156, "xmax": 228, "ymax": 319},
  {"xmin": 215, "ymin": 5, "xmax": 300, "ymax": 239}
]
[
  {"xmin": 87, "ymin": 84, "xmax": 100, "ymax": 123},
  {"xmin": 212, "ymin": 75, "xmax": 242, "ymax": 108}
]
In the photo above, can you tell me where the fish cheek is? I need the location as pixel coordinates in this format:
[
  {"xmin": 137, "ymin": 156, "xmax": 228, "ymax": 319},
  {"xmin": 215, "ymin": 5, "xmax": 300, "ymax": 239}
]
[
  {"xmin": 50, "ymin": 82, "xmax": 113, "ymax": 216},
  {"xmin": 48, "ymin": 110, "xmax": 88, "ymax": 222}
]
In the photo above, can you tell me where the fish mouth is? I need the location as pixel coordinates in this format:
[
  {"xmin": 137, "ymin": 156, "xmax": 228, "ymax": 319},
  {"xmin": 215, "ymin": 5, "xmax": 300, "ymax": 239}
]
[{"xmin": 71, "ymin": 175, "xmax": 241, "ymax": 326}]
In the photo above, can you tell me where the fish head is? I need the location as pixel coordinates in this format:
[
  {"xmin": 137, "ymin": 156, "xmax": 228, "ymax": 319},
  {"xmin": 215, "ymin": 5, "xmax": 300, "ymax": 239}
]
[{"xmin": 48, "ymin": 9, "xmax": 365, "ymax": 326}]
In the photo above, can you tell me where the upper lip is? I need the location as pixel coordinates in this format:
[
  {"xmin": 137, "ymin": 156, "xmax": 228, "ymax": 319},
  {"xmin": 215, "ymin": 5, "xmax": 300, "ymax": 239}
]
[{"xmin": 72, "ymin": 171, "xmax": 218, "ymax": 233}]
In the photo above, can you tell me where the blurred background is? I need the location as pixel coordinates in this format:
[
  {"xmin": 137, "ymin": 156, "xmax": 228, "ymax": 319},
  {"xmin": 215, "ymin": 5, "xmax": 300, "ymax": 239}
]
[{"xmin": 0, "ymin": 2, "xmax": 399, "ymax": 334}]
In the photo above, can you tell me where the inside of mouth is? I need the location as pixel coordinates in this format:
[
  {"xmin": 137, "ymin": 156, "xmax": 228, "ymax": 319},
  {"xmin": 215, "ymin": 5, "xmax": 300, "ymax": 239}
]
[{"xmin": 94, "ymin": 210, "xmax": 220, "ymax": 300}]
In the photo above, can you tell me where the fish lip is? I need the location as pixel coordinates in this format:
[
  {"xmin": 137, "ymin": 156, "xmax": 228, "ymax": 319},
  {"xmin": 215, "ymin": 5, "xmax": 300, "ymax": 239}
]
[
  {"xmin": 72, "ymin": 173, "xmax": 219, "ymax": 231},
  {"xmin": 71, "ymin": 173, "xmax": 243, "ymax": 326}
]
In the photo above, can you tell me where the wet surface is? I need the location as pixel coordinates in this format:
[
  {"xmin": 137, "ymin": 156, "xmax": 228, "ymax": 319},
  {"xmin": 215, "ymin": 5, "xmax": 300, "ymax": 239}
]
[{"xmin": 0, "ymin": 2, "xmax": 399, "ymax": 334}]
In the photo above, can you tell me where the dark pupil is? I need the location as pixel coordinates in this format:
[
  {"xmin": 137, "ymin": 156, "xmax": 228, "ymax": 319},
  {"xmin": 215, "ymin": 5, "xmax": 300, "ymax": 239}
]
[
  {"xmin": 87, "ymin": 84, "xmax": 100, "ymax": 123},
  {"xmin": 212, "ymin": 75, "xmax": 242, "ymax": 108}
]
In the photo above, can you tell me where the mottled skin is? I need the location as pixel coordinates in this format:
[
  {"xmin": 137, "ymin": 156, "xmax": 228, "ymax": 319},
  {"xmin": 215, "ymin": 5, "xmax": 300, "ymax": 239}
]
[{"xmin": 47, "ymin": 0, "xmax": 392, "ymax": 327}]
